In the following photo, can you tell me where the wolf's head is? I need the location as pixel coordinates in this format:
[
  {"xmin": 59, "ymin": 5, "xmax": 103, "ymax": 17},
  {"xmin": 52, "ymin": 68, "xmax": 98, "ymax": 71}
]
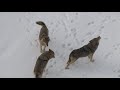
[
  {"xmin": 89, "ymin": 36, "xmax": 101, "ymax": 45},
  {"xmin": 36, "ymin": 21, "xmax": 46, "ymax": 26},
  {"xmin": 96, "ymin": 36, "xmax": 101, "ymax": 42},
  {"xmin": 49, "ymin": 49, "xmax": 55, "ymax": 58}
]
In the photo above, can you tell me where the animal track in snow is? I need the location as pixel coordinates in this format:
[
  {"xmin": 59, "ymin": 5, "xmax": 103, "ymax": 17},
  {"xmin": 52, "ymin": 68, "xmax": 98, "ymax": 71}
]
[
  {"xmin": 54, "ymin": 61, "xmax": 56, "ymax": 64},
  {"xmin": 100, "ymin": 26, "xmax": 104, "ymax": 29},
  {"xmin": 75, "ymin": 38, "xmax": 80, "ymax": 45},
  {"xmin": 67, "ymin": 43, "xmax": 71, "ymax": 47},
  {"xmin": 106, "ymin": 16, "xmax": 111, "ymax": 19},
  {"xmin": 113, "ymin": 43, "xmax": 120, "ymax": 50},
  {"xmin": 99, "ymin": 26, "xmax": 104, "ymax": 31},
  {"xmin": 49, "ymin": 65, "xmax": 53, "ymax": 68},
  {"xmin": 81, "ymin": 40, "xmax": 85, "ymax": 43},
  {"xmin": 101, "ymin": 16, "xmax": 111, "ymax": 23},
  {"xmin": 30, "ymin": 42, "xmax": 34, "ymax": 46},
  {"xmin": 112, "ymin": 19, "xmax": 116, "ymax": 22},
  {"xmin": 69, "ymin": 34, "xmax": 72, "ymax": 37},
  {"xmin": 102, "ymin": 19, "xmax": 107, "ymax": 23},
  {"xmin": 73, "ymin": 33, "xmax": 77, "ymax": 37},
  {"xmin": 50, "ymin": 22, "xmax": 53, "ymax": 25},
  {"xmin": 103, "ymin": 37, "xmax": 108, "ymax": 40},
  {"xmin": 71, "ymin": 28, "xmax": 76, "ymax": 32},
  {"xmin": 71, "ymin": 20, "xmax": 74, "ymax": 23},
  {"xmin": 55, "ymin": 24, "xmax": 58, "ymax": 28},
  {"xmin": 69, "ymin": 47, "xmax": 73, "ymax": 51},
  {"xmin": 18, "ymin": 18, "xmax": 22, "ymax": 22},
  {"xmin": 118, "ymin": 75, "xmax": 120, "ymax": 77},
  {"xmin": 117, "ymin": 69, "xmax": 120, "ymax": 73},
  {"xmin": 55, "ymin": 51, "xmax": 59, "ymax": 56},
  {"xmin": 76, "ymin": 12, "xmax": 78, "ymax": 15},
  {"xmin": 104, "ymin": 52, "xmax": 113, "ymax": 59},
  {"xmin": 88, "ymin": 21, "xmax": 94, "ymax": 26},
  {"xmin": 86, "ymin": 32, "xmax": 94, "ymax": 36},
  {"xmin": 36, "ymin": 33, "xmax": 39, "ymax": 36}
]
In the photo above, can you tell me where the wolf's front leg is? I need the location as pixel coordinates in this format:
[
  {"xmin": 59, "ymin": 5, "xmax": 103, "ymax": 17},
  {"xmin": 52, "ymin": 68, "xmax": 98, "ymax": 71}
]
[
  {"xmin": 65, "ymin": 64, "xmax": 70, "ymax": 69},
  {"xmin": 88, "ymin": 53, "xmax": 94, "ymax": 62},
  {"xmin": 40, "ymin": 45, "xmax": 43, "ymax": 53},
  {"xmin": 43, "ymin": 46, "xmax": 46, "ymax": 53}
]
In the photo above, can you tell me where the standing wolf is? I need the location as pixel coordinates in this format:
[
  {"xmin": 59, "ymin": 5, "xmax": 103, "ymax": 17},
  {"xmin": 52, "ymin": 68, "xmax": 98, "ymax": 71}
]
[
  {"xmin": 36, "ymin": 21, "xmax": 50, "ymax": 53},
  {"xmin": 65, "ymin": 36, "xmax": 101, "ymax": 69},
  {"xmin": 34, "ymin": 49, "xmax": 55, "ymax": 78}
]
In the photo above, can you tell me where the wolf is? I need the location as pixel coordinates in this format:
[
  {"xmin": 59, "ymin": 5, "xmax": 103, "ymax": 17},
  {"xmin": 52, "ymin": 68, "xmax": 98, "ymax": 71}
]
[
  {"xmin": 36, "ymin": 21, "xmax": 50, "ymax": 53},
  {"xmin": 65, "ymin": 36, "xmax": 101, "ymax": 69},
  {"xmin": 34, "ymin": 49, "xmax": 55, "ymax": 78}
]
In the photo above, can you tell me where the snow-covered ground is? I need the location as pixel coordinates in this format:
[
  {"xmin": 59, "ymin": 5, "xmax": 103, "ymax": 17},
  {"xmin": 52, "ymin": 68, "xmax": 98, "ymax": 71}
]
[{"xmin": 0, "ymin": 12, "xmax": 120, "ymax": 78}]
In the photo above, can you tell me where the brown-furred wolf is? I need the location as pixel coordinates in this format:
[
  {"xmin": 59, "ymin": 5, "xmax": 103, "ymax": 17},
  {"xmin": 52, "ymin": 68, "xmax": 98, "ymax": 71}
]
[
  {"xmin": 65, "ymin": 36, "xmax": 101, "ymax": 69},
  {"xmin": 36, "ymin": 21, "xmax": 50, "ymax": 53},
  {"xmin": 34, "ymin": 49, "xmax": 55, "ymax": 78}
]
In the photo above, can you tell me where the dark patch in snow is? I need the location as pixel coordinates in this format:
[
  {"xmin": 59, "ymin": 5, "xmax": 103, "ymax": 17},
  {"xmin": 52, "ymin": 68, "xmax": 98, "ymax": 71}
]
[
  {"xmin": 71, "ymin": 20, "xmax": 74, "ymax": 23},
  {"xmin": 69, "ymin": 47, "xmax": 73, "ymax": 51},
  {"xmin": 104, "ymin": 37, "xmax": 108, "ymax": 40},
  {"xmin": 67, "ymin": 43, "xmax": 71, "ymax": 46},
  {"xmin": 104, "ymin": 52, "xmax": 113, "ymax": 59},
  {"xmin": 118, "ymin": 69, "xmax": 120, "ymax": 73},
  {"xmin": 81, "ymin": 40, "xmax": 85, "ymax": 42},
  {"xmin": 118, "ymin": 75, "xmax": 120, "ymax": 77},
  {"xmin": 50, "ymin": 22, "xmax": 53, "ymax": 25},
  {"xmin": 88, "ymin": 21, "xmax": 94, "ymax": 25},
  {"xmin": 76, "ymin": 12, "xmax": 78, "ymax": 15},
  {"xmin": 100, "ymin": 26, "xmax": 104, "ymax": 29}
]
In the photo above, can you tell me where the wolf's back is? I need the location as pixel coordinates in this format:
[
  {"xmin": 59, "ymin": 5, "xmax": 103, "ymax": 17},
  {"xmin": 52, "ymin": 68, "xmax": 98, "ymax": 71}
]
[{"xmin": 34, "ymin": 58, "xmax": 48, "ymax": 78}]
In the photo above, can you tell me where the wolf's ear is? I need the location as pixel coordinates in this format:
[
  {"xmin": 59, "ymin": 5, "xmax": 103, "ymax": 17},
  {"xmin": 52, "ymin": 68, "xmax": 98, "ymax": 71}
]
[
  {"xmin": 49, "ymin": 49, "xmax": 51, "ymax": 51},
  {"xmin": 98, "ymin": 36, "xmax": 101, "ymax": 39},
  {"xmin": 46, "ymin": 37, "xmax": 50, "ymax": 41},
  {"xmin": 49, "ymin": 49, "xmax": 53, "ymax": 52},
  {"xmin": 48, "ymin": 37, "xmax": 50, "ymax": 41}
]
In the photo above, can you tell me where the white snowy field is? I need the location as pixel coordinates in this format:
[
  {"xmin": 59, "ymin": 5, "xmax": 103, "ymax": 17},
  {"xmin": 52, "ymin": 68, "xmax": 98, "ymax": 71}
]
[{"xmin": 0, "ymin": 12, "xmax": 120, "ymax": 78}]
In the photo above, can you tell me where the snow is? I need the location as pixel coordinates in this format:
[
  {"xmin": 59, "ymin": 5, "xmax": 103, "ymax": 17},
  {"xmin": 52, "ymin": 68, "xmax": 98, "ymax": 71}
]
[{"xmin": 0, "ymin": 12, "xmax": 120, "ymax": 78}]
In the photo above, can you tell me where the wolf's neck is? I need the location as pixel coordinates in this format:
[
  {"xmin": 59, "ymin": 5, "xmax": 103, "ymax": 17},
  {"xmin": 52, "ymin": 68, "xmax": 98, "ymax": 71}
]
[
  {"xmin": 47, "ymin": 52, "xmax": 53, "ymax": 60},
  {"xmin": 42, "ymin": 24, "xmax": 47, "ymax": 28}
]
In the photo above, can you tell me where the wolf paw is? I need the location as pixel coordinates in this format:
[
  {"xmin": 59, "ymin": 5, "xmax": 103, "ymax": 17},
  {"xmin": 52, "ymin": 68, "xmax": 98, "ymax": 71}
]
[
  {"xmin": 65, "ymin": 66, "xmax": 69, "ymax": 69},
  {"xmin": 91, "ymin": 59, "xmax": 95, "ymax": 62}
]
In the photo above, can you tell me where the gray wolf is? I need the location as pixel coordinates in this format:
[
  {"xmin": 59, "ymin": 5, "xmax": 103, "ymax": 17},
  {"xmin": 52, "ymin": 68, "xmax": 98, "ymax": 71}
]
[
  {"xmin": 36, "ymin": 21, "xmax": 50, "ymax": 53},
  {"xmin": 34, "ymin": 49, "xmax": 55, "ymax": 78},
  {"xmin": 65, "ymin": 36, "xmax": 101, "ymax": 69}
]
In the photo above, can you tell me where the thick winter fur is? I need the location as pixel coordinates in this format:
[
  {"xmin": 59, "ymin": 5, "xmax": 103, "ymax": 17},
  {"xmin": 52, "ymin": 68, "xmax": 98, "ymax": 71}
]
[
  {"xmin": 65, "ymin": 36, "xmax": 101, "ymax": 69},
  {"xmin": 36, "ymin": 21, "xmax": 50, "ymax": 53},
  {"xmin": 34, "ymin": 49, "xmax": 55, "ymax": 78}
]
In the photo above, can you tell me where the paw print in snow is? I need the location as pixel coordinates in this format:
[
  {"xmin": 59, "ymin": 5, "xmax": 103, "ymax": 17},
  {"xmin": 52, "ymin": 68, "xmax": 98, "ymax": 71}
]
[
  {"xmin": 67, "ymin": 43, "xmax": 71, "ymax": 47},
  {"xmin": 88, "ymin": 21, "xmax": 94, "ymax": 26},
  {"xmin": 71, "ymin": 20, "xmax": 74, "ymax": 23},
  {"xmin": 104, "ymin": 52, "xmax": 113, "ymax": 59}
]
